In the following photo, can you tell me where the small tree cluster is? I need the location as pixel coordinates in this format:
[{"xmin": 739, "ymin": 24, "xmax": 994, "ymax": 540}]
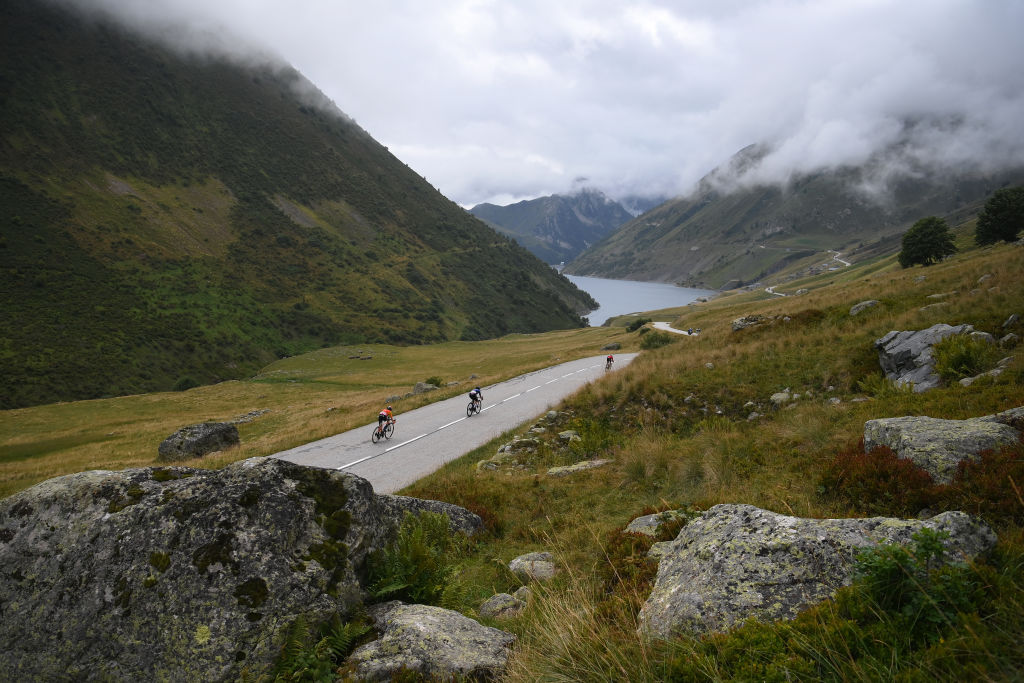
[
  {"xmin": 975, "ymin": 186, "xmax": 1024, "ymax": 245},
  {"xmin": 898, "ymin": 216, "xmax": 956, "ymax": 268}
]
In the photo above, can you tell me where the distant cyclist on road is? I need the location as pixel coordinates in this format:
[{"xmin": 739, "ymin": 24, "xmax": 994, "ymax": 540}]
[
  {"xmin": 377, "ymin": 405, "xmax": 395, "ymax": 433},
  {"xmin": 469, "ymin": 386, "xmax": 483, "ymax": 409},
  {"xmin": 605, "ymin": 354, "xmax": 614, "ymax": 370}
]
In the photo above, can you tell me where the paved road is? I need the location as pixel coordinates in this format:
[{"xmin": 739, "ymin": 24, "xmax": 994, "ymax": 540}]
[{"xmin": 272, "ymin": 353, "xmax": 638, "ymax": 493}]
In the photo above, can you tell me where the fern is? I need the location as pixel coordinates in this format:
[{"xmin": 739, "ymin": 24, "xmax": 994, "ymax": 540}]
[{"xmin": 269, "ymin": 613, "xmax": 371, "ymax": 682}]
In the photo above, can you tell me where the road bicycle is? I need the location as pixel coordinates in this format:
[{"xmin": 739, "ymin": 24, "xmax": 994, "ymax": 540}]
[
  {"xmin": 466, "ymin": 399, "xmax": 482, "ymax": 417},
  {"xmin": 371, "ymin": 419, "xmax": 395, "ymax": 443},
  {"xmin": 605, "ymin": 358, "xmax": 614, "ymax": 371}
]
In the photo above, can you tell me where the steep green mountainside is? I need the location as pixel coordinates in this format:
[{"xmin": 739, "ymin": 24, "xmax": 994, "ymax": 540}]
[
  {"xmin": 0, "ymin": 0, "xmax": 595, "ymax": 409},
  {"xmin": 566, "ymin": 145, "xmax": 1024, "ymax": 289},
  {"xmin": 470, "ymin": 189, "xmax": 633, "ymax": 264}
]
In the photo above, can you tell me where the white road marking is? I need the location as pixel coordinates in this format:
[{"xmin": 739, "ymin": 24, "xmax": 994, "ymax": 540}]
[
  {"xmin": 526, "ymin": 385, "xmax": 541, "ymax": 392},
  {"xmin": 385, "ymin": 432, "xmax": 429, "ymax": 453},
  {"xmin": 439, "ymin": 418, "xmax": 465, "ymax": 429}
]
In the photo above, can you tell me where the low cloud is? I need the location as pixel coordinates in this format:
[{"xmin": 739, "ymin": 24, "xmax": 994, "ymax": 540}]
[{"xmin": 55, "ymin": 0, "xmax": 1024, "ymax": 207}]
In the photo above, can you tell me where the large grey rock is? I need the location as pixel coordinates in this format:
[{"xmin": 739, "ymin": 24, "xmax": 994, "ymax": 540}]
[
  {"xmin": 626, "ymin": 510, "xmax": 691, "ymax": 537},
  {"xmin": 378, "ymin": 494, "xmax": 484, "ymax": 536},
  {"xmin": 157, "ymin": 422, "xmax": 239, "ymax": 461},
  {"xmin": 865, "ymin": 410, "xmax": 1022, "ymax": 483},
  {"xmin": 479, "ymin": 592, "xmax": 526, "ymax": 619},
  {"xmin": 546, "ymin": 458, "xmax": 612, "ymax": 478},
  {"xmin": 412, "ymin": 382, "xmax": 438, "ymax": 394},
  {"xmin": 849, "ymin": 300, "xmax": 880, "ymax": 316},
  {"xmin": 346, "ymin": 601, "xmax": 515, "ymax": 681},
  {"xmin": 509, "ymin": 552, "xmax": 558, "ymax": 582},
  {"xmin": 0, "ymin": 458, "xmax": 465, "ymax": 681},
  {"xmin": 732, "ymin": 315, "xmax": 769, "ymax": 332},
  {"xmin": 874, "ymin": 323, "xmax": 978, "ymax": 392},
  {"xmin": 638, "ymin": 504, "xmax": 995, "ymax": 638}
]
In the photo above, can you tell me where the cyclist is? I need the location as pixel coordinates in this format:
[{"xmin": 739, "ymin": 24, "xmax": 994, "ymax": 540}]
[
  {"xmin": 468, "ymin": 386, "xmax": 483, "ymax": 410},
  {"xmin": 605, "ymin": 354, "xmax": 614, "ymax": 370},
  {"xmin": 377, "ymin": 405, "xmax": 395, "ymax": 435}
]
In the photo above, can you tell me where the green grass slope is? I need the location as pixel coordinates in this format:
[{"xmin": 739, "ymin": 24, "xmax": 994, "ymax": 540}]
[{"xmin": 0, "ymin": 0, "xmax": 595, "ymax": 408}]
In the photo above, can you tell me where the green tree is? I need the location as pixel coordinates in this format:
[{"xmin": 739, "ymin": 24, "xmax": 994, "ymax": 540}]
[
  {"xmin": 898, "ymin": 216, "xmax": 956, "ymax": 268},
  {"xmin": 975, "ymin": 186, "xmax": 1024, "ymax": 245}
]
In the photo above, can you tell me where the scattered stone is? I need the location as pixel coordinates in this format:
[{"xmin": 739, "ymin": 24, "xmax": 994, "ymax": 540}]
[
  {"xmin": 795, "ymin": 288, "xmax": 809, "ymax": 295},
  {"xmin": 1005, "ymin": 314, "xmax": 1020, "ymax": 328},
  {"xmin": 977, "ymin": 274, "xmax": 993, "ymax": 284},
  {"xmin": 625, "ymin": 510, "xmax": 691, "ymax": 537},
  {"xmin": 557, "ymin": 430, "xmax": 581, "ymax": 443},
  {"xmin": 959, "ymin": 356, "xmax": 1014, "ymax": 387},
  {"xmin": 509, "ymin": 552, "xmax": 558, "ymax": 582},
  {"xmin": 828, "ymin": 397, "xmax": 842, "ymax": 405},
  {"xmin": 638, "ymin": 504, "xmax": 996, "ymax": 638},
  {"xmin": 919, "ymin": 302, "xmax": 949, "ymax": 311},
  {"xmin": 849, "ymin": 300, "xmax": 880, "ymax": 316},
  {"xmin": 479, "ymin": 593, "xmax": 526, "ymax": 619},
  {"xmin": 747, "ymin": 412, "xmax": 761, "ymax": 420},
  {"xmin": 547, "ymin": 459, "xmax": 612, "ymax": 478},
  {"xmin": 1001, "ymin": 333, "xmax": 1019, "ymax": 347},
  {"xmin": 914, "ymin": 275, "xmax": 927, "ymax": 283},
  {"xmin": 927, "ymin": 291, "xmax": 958, "ymax": 299},
  {"xmin": 347, "ymin": 601, "xmax": 516, "ymax": 681},
  {"xmin": 732, "ymin": 315, "xmax": 769, "ymax": 332},
  {"xmin": 770, "ymin": 390, "xmax": 792, "ymax": 407},
  {"xmin": 864, "ymin": 411, "xmax": 1021, "ymax": 483},
  {"xmin": 157, "ymin": 422, "xmax": 239, "ymax": 462},
  {"xmin": 705, "ymin": 362, "xmax": 714, "ymax": 369},
  {"xmin": 229, "ymin": 409, "xmax": 270, "ymax": 424},
  {"xmin": 513, "ymin": 585, "xmax": 532, "ymax": 602},
  {"xmin": 413, "ymin": 382, "xmax": 438, "ymax": 395}
]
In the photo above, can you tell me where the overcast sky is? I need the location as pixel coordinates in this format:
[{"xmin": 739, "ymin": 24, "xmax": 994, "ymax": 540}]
[{"xmin": 73, "ymin": 0, "xmax": 1024, "ymax": 208}]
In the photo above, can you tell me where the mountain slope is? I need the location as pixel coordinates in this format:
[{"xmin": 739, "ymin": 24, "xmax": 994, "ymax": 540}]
[
  {"xmin": 470, "ymin": 189, "xmax": 634, "ymax": 264},
  {"xmin": 0, "ymin": 0, "xmax": 595, "ymax": 408},
  {"xmin": 566, "ymin": 144, "xmax": 1024, "ymax": 289}
]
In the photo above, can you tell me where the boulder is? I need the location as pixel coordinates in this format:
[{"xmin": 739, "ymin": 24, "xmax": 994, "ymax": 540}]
[
  {"xmin": 865, "ymin": 410, "xmax": 1022, "ymax": 483},
  {"xmin": 625, "ymin": 509, "xmax": 691, "ymax": 537},
  {"xmin": 346, "ymin": 601, "xmax": 515, "ymax": 681},
  {"xmin": 602, "ymin": 342, "xmax": 622, "ymax": 351},
  {"xmin": 157, "ymin": 422, "xmax": 239, "ymax": 461},
  {"xmin": 0, "ymin": 458, "xmax": 477, "ymax": 680},
  {"xmin": 849, "ymin": 300, "xmax": 880, "ymax": 316},
  {"xmin": 546, "ymin": 458, "xmax": 612, "ymax": 478},
  {"xmin": 412, "ymin": 382, "xmax": 438, "ymax": 395},
  {"xmin": 874, "ymin": 323, "xmax": 978, "ymax": 392},
  {"xmin": 378, "ymin": 494, "xmax": 484, "ymax": 536},
  {"xmin": 732, "ymin": 315, "xmax": 769, "ymax": 332},
  {"xmin": 479, "ymin": 592, "xmax": 526, "ymax": 619},
  {"xmin": 509, "ymin": 552, "xmax": 558, "ymax": 582},
  {"xmin": 638, "ymin": 504, "xmax": 996, "ymax": 638}
]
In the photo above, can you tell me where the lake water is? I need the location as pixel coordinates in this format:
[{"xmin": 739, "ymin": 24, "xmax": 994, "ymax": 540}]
[{"xmin": 564, "ymin": 274, "xmax": 715, "ymax": 326}]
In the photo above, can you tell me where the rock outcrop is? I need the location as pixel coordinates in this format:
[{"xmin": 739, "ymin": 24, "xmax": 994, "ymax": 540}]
[
  {"xmin": 874, "ymin": 323, "xmax": 992, "ymax": 392},
  {"xmin": 157, "ymin": 422, "xmax": 239, "ymax": 461},
  {"xmin": 638, "ymin": 504, "xmax": 995, "ymax": 638},
  {"xmin": 346, "ymin": 601, "xmax": 515, "ymax": 681},
  {"xmin": 0, "ymin": 458, "xmax": 479, "ymax": 680},
  {"xmin": 864, "ymin": 407, "xmax": 1024, "ymax": 483}
]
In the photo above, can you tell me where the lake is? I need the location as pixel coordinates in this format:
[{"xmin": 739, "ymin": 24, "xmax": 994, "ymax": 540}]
[{"xmin": 563, "ymin": 274, "xmax": 715, "ymax": 326}]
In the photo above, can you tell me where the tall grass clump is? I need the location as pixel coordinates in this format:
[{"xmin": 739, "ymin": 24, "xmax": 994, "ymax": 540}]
[{"xmin": 932, "ymin": 333, "xmax": 1003, "ymax": 382}]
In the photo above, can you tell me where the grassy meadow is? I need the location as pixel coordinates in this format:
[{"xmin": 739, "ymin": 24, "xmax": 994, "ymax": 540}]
[{"xmin": 3, "ymin": 231, "xmax": 1024, "ymax": 680}]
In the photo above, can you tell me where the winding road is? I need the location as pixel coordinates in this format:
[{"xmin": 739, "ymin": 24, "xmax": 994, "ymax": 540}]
[{"xmin": 272, "ymin": 353, "xmax": 638, "ymax": 493}]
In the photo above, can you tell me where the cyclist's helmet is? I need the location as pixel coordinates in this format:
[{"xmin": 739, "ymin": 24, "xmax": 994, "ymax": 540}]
[
  {"xmin": 475, "ymin": 386, "xmax": 480, "ymax": 391},
  {"xmin": 387, "ymin": 405, "xmax": 392, "ymax": 410}
]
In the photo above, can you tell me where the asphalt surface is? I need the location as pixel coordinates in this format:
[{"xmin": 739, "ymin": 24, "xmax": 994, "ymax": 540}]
[{"xmin": 272, "ymin": 353, "xmax": 638, "ymax": 493}]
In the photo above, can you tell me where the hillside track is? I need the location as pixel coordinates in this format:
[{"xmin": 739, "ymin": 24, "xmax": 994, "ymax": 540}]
[{"xmin": 272, "ymin": 353, "xmax": 637, "ymax": 493}]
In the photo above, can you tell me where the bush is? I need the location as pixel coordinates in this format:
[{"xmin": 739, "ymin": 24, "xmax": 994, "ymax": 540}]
[
  {"xmin": 172, "ymin": 376, "xmax": 200, "ymax": 392},
  {"xmin": 626, "ymin": 317, "xmax": 652, "ymax": 332},
  {"xmin": 932, "ymin": 333, "xmax": 1002, "ymax": 382},
  {"xmin": 639, "ymin": 331, "xmax": 675, "ymax": 349},
  {"xmin": 938, "ymin": 440, "xmax": 1024, "ymax": 527},
  {"xmin": 367, "ymin": 512, "xmax": 468, "ymax": 609},
  {"xmin": 975, "ymin": 186, "xmax": 1024, "ymax": 245},
  {"xmin": 423, "ymin": 376, "xmax": 444, "ymax": 387},
  {"xmin": 818, "ymin": 441, "xmax": 939, "ymax": 517},
  {"xmin": 898, "ymin": 216, "xmax": 956, "ymax": 268}
]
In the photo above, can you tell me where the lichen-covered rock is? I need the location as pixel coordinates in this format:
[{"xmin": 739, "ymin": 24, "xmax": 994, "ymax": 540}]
[
  {"xmin": 849, "ymin": 300, "xmax": 880, "ymax": 316},
  {"xmin": 0, "ymin": 458, "xmax": 456, "ymax": 680},
  {"xmin": 378, "ymin": 494, "xmax": 483, "ymax": 536},
  {"xmin": 874, "ymin": 323, "xmax": 980, "ymax": 392},
  {"xmin": 479, "ymin": 592, "xmax": 526, "ymax": 619},
  {"xmin": 625, "ymin": 509, "xmax": 691, "ymax": 537},
  {"xmin": 865, "ymin": 412, "xmax": 1021, "ymax": 483},
  {"xmin": 732, "ymin": 315, "xmax": 769, "ymax": 332},
  {"xmin": 558, "ymin": 430, "xmax": 581, "ymax": 443},
  {"xmin": 346, "ymin": 601, "xmax": 515, "ymax": 681},
  {"xmin": 546, "ymin": 458, "xmax": 612, "ymax": 478},
  {"xmin": 509, "ymin": 551, "xmax": 558, "ymax": 582},
  {"xmin": 412, "ymin": 382, "xmax": 438, "ymax": 394},
  {"xmin": 638, "ymin": 504, "xmax": 995, "ymax": 638},
  {"xmin": 157, "ymin": 422, "xmax": 239, "ymax": 461}
]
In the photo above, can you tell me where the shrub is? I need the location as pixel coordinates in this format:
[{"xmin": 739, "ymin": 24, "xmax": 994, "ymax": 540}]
[
  {"xmin": 939, "ymin": 440, "xmax": 1024, "ymax": 528},
  {"xmin": 367, "ymin": 511, "xmax": 468, "ymax": 609},
  {"xmin": 931, "ymin": 333, "xmax": 1002, "ymax": 382},
  {"xmin": 975, "ymin": 186, "xmax": 1024, "ymax": 245},
  {"xmin": 172, "ymin": 376, "xmax": 199, "ymax": 392},
  {"xmin": 626, "ymin": 317, "xmax": 652, "ymax": 332},
  {"xmin": 818, "ymin": 441, "xmax": 939, "ymax": 517},
  {"xmin": 856, "ymin": 373, "xmax": 914, "ymax": 398},
  {"xmin": 639, "ymin": 331, "xmax": 674, "ymax": 350},
  {"xmin": 423, "ymin": 376, "xmax": 444, "ymax": 387},
  {"xmin": 898, "ymin": 216, "xmax": 956, "ymax": 267}
]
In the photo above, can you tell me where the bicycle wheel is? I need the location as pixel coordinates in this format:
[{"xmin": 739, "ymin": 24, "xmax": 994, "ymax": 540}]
[
  {"xmin": 383, "ymin": 422, "xmax": 395, "ymax": 439},
  {"xmin": 467, "ymin": 401, "xmax": 475, "ymax": 417},
  {"xmin": 371, "ymin": 426, "xmax": 382, "ymax": 443}
]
